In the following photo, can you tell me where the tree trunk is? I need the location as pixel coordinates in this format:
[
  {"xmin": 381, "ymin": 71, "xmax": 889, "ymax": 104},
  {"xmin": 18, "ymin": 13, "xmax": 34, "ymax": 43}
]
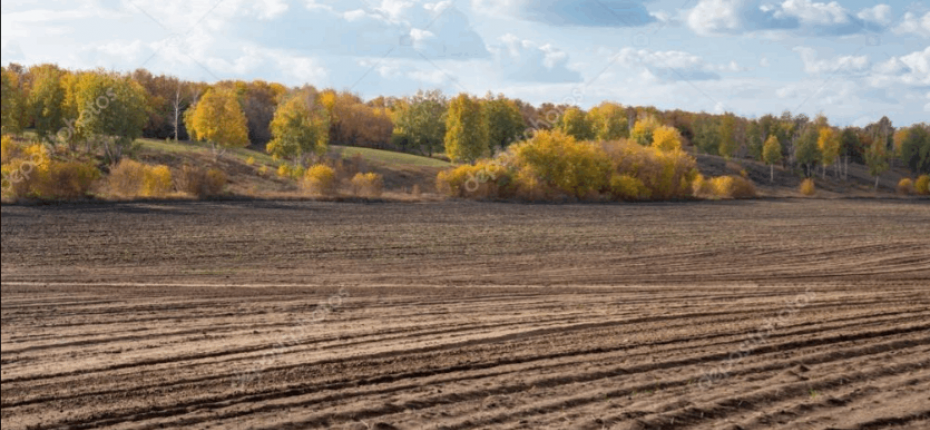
[
  {"xmin": 770, "ymin": 164, "xmax": 774, "ymax": 184},
  {"xmin": 875, "ymin": 176, "xmax": 880, "ymax": 191}
]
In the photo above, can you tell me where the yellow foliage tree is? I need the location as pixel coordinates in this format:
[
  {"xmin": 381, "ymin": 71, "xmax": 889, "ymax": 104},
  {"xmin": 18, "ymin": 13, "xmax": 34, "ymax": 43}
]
[
  {"xmin": 762, "ymin": 135, "xmax": 783, "ymax": 183},
  {"xmin": 631, "ymin": 116, "xmax": 661, "ymax": 146},
  {"xmin": 187, "ymin": 88, "xmax": 250, "ymax": 160},
  {"xmin": 817, "ymin": 127, "xmax": 841, "ymax": 179},
  {"xmin": 652, "ymin": 126, "xmax": 683, "ymax": 152}
]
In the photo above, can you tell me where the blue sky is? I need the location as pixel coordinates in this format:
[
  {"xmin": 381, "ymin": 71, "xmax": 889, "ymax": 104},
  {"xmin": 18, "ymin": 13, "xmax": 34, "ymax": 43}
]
[{"xmin": 1, "ymin": 0, "xmax": 928, "ymax": 126}]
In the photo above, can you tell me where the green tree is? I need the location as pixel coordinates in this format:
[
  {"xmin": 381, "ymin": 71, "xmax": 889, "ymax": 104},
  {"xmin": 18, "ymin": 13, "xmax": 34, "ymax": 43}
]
[
  {"xmin": 74, "ymin": 72, "xmax": 149, "ymax": 164},
  {"xmin": 444, "ymin": 94, "xmax": 489, "ymax": 163},
  {"xmin": 186, "ymin": 88, "xmax": 250, "ymax": 160},
  {"xmin": 865, "ymin": 136, "xmax": 889, "ymax": 191},
  {"xmin": 483, "ymin": 94, "xmax": 525, "ymax": 152},
  {"xmin": 27, "ymin": 64, "xmax": 66, "ymax": 143},
  {"xmin": 693, "ymin": 115, "xmax": 720, "ymax": 155},
  {"xmin": 557, "ymin": 107, "xmax": 595, "ymax": 141},
  {"xmin": 1, "ymin": 67, "xmax": 24, "ymax": 134},
  {"xmin": 718, "ymin": 113, "xmax": 737, "ymax": 160},
  {"xmin": 267, "ymin": 93, "xmax": 329, "ymax": 166},
  {"xmin": 393, "ymin": 90, "xmax": 446, "ymax": 156},
  {"xmin": 762, "ymin": 135, "xmax": 783, "ymax": 183},
  {"xmin": 899, "ymin": 124, "xmax": 930, "ymax": 175},
  {"xmin": 795, "ymin": 126, "xmax": 820, "ymax": 178},
  {"xmin": 587, "ymin": 102, "xmax": 629, "ymax": 141}
]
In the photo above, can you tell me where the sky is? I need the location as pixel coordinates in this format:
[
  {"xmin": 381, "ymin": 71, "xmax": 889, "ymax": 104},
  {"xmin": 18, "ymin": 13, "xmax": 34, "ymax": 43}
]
[{"xmin": 1, "ymin": 0, "xmax": 928, "ymax": 127}]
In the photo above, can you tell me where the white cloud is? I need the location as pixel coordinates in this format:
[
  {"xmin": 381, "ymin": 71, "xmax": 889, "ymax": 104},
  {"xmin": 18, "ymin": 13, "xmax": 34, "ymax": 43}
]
[
  {"xmin": 490, "ymin": 34, "xmax": 581, "ymax": 82},
  {"xmin": 869, "ymin": 47, "xmax": 930, "ymax": 87},
  {"xmin": 687, "ymin": 0, "xmax": 891, "ymax": 36},
  {"xmin": 893, "ymin": 12, "xmax": 930, "ymax": 38},
  {"xmin": 793, "ymin": 47, "xmax": 869, "ymax": 75},
  {"xmin": 612, "ymin": 48, "xmax": 729, "ymax": 81},
  {"xmin": 473, "ymin": 0, "xmax": 657, "ymax": 27}
]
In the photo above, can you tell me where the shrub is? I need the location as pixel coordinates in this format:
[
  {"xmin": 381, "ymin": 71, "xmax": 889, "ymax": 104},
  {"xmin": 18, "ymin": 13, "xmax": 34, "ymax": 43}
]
[
  {"xmin": 897, "ymin": 178, "xmax": 914, "ymax": 195},
  {"xmin": 610, "ymin": 174, "xmax": 650, "ymax": 201},
  {"xmin": 277, "ymin": 164, "xmax": 291, "ymax": 179},
  {"xmin": 729, "ymin": 175, "xmax": 757, "ymax": 199},
  {"xmin": 604, "ymin": 139, "xmax": 697, "ymax": 200},
  {"xmin": 800, "ymin": 178, "xmax": 816, "ymax": 196},
  {"xmin": 107, "ymin": 159, "xmax": 147, "ymax": 197},
  {"xmin": 692, "ymin": 174, "xmax": 756, "ymax": 199},
  {"xmin": 258, "ymin": 165, "xmax": 270, "ymax": 177},
  {"xmin": 176, "ymin": 165, "xmax": 226, "ymax": 197},
  {"xmin": 142, "ymin": 165, "xmax": 173, "ymax": 197},
  {"xmin": 1, "ymin": 135, "xmax": 15, "ymax": 163},
  {"xmin": 351, "ymin": 172, "xmax": 384, "ymax": 198},
  {"xmin": 916, "ymin": 175, "xmax": 930, "ymax": 195},
  {"xmin": 303, "ymin": 164, "xmax": 336, "ymax": 196},
  {"xmin": 245, "ymin": 156, "xmax": 256, "ymax": 166},
  {"xmin": 511, "ymin": 131, "xmax": 610, "ymax": 199},
  {"xmin": 35, "ymin": 161, "xmax": 99, "ymax": 199},
  {"xmin": 436, "ymin": 161, "xmax": 512, "ymax": 199},
  {"xmin": 108, "ymin": 159, "xmax": 173, "ymax": 198}
]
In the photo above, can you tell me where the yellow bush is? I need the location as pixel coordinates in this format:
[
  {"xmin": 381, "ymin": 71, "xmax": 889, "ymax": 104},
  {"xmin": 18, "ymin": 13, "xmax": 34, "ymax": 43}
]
[
  {"xmin": 34, "ymin": 161, "xmax": 99, "ymax": 199},
  {"xmin": 176, "ymin": 165, "xmax": 226, "ymax": 197},
  {"xmin": 800, "ymin": 178, "xmax": 816, "ymax": 196},
  {"xmin": 1, "ymin": 135, "xmax": 15, "ymax": 163},
  {"xmin": 436, "ymin": 161, "xmax": 512, "ymax": 199},
  {"xmin": 303, "ymin": 164, "xmax": 336, "ymax": 196},
  {"xmin": 916, "ymin": 175, "xmax": 929, "ymax": 195},
  {"xmin": 142, "ymin": 165, "xmax": 173, "ymax": 197},
  {"xmin": 351, "ymin": 172, "xmax": 384, "ymax": 198},
  {"xmin": 692, "ymin": 174, "xmax": 714, "ymax": 197},
  {"xmin": 610, "ymin": 174, "xmax": 650, "ymax": 201},
  {"xmin": 510, "ymin": 130, "xmax": 610, "ymax": 199},
  {"xmin": 712, "ymin": 176, "xmax": 734, "ymax": 197},
  {"xmin": 245, "ymin": 156, "xmax": 256, "ymax": 166},
  {"xmin": 277, "ymin": 164, "xmax": 291, "ymax": 179},
  {"xmin": 258, "ymin": 165, "xmax": 270, "ymax": 177},
  {"xmin": 108, "ymin": 159, "xmax": 147, "ymax": 197},
  {"xmin": 692, "ymin": 174, "xmax": 756, "ymax": 199},
  {"xmin": 897, "ymin": 178, "xmax": 913, "ymax": 195}
]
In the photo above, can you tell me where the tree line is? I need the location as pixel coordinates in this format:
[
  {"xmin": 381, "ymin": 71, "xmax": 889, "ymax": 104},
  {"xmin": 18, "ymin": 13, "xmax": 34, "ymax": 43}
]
[{"xmin": 1, "ymin": 63, "xmax": 928, "ymax": 185}]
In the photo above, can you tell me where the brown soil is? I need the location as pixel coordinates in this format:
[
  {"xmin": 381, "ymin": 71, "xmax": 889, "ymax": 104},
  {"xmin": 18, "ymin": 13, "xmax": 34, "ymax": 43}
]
[{"xmin": 2, "ymin": 199, "xmax": 928, "ymax": 429}]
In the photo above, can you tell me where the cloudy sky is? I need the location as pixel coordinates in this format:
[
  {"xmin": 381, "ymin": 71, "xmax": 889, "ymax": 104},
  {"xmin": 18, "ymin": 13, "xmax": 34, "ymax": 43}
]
[{"xmin": 2, "ymin": 0, "xmax": 928, "ymax": 126}]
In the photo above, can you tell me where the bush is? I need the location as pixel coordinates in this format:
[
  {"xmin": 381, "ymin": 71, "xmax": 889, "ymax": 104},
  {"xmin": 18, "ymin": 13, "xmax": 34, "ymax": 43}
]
[
  {"xmin": 436, "ymin": 161, "xmax": 512, "ymax": 199},
  {"xmin": 603, "ymin": 139, "xmax": 697, "ymax": 200},
  {"xmin": 277, "ymin": 164, "xmax": 291, "ymax": 179},
  {"xmin": 108, "ymin": 159, "xmax": 147, "ymax": 197},
  {"xmin": 303, "ymin": 164, "xmax": 336, "ymax": 196},
  {"xmin": 1, "ymin": 135, "xmax": 15, "ymax": 163},
  {"xmin": 142, "ymin": 165, "xmax": 173, "ymax": 197},
  {"xmin": 609, "ymin": 174, "xmax": 650, "ymax": 201},
  {"xmin": 916, "ymin": 175, "xmax": 930, "ymax": 195},
  {"xmin": 108, "ymin": 159, "xmax": 173, "ymax": 198},
  {"xmin": 245, "ymin": 156, "xmax": 255, "ymax": 166},
  {"xmin": 351, "ymin": 172, "xmax": 384, "ymax": 198},
  {"xmin": 176, "ymin": 165, "xmax": 227, "ymax": 197},
  {"xmin": 800, "ymin": 178, "xmax": 816, "ymax": 196},
  {"xmin": 511, "ymin": 131, "xmax": 610, "ymax": 199},
  {"xmin": 35, "ymin": 161, "xmax": 99, "ymax": 199},
  {"xmin": 897, "ymin": 178, "xmax": 914, "ymax": 195},
  {"xmin": 258, "ymin": 165, "xmax": 270, "ymax": 177},
  {"xmin": 691, "ymin": 174, "xmax": 756, "ymax": 199}
]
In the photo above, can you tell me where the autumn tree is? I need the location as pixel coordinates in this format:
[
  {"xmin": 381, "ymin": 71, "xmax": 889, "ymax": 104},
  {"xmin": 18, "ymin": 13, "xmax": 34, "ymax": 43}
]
[
  {"xmin": 817, "ymin": 127, "xmax": 841, "ymax": 178},
  {"xmin": 631, "ymin": 115, "xmax": 661, "ymax": 146},
  {"xmin": 840, "ymin": 127, "xmax": 862, "ymax": 179},
  {"xmin": 587, "ymin": 102, "xmax": 629, "ymax": 141},
  {"xmin": 718, "ymin": 113, "xmax": 738, "ymax": 160},
  {"xmin": 557, "ymin": 107, "xmax": 595, "ymax": 141},
  {"xmin": 392, "ymin": 90, "xmax": 446, "ymax": 156},
  {"xmin": 762, "ymin": 135, "xmax": 783, "ymax": 183},
  {"xmin": 445, "ymin": 93, "xmax": 489, "ymax": 163},
  {"xmin": 27, "ymin": 64, "xmax": 66, "ymax": 143},
  {"xmin": 795, "ymin": 126, "xmax": 820, "ymax": 178},
  {"xmin": 483, "ymin": 94, "xmax": 525, "ymax": 152},
  {"xmin": 899, "ymin": 124, "xmax": 930, "ymax": 175},
  {"xmin": 73, "ymin": 72, "xmax": 149, "ymax": 163},
  {"xmin": 865, "ymin": 136, "xmax": 889, "ymax": 191},
  {"xmin": 1, "ymin": 67, "xmax": 24, "ymax": 134},
  {"xmin": 692, "ymin": 115, "xmax": 720, "ymax": 155},
  {"xmin": 186, "ymin": 88, "xmax": 249, "ymax": 160},
  {"xmin": 267, "ymin": 92, "xmax": 330, "ymax": 166},
  {"xmin": 652, "ymin": 126, "xmax": 683, "ymax": 152}
]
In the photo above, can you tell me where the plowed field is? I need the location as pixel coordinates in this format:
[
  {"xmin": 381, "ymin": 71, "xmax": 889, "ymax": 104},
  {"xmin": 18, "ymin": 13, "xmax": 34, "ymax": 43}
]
[{"xmin": 2, "ymin": 199, "xmax": 928, "ymax": 429}]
